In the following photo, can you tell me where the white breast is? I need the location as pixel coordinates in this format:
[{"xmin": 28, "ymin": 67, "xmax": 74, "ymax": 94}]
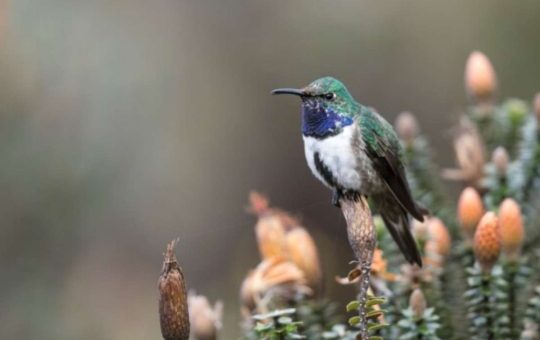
[{"xmin": 303, "ymin": 124, "xmax": 362, "ymax": 191}]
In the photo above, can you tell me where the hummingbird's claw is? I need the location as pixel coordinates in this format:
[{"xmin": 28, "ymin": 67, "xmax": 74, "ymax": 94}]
[{"xmin": 332, "ymin": 189, "xmax": 342, "ymax": 208}]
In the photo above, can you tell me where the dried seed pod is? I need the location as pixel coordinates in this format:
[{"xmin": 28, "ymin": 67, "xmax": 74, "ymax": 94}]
[
  {"xmin": 409, "ymin": 288, "xmax": 427, "ymax": 318},
  {"xmin": 443, "ymin": 117, "xmax": 486, "ymax": 187},
  {"xmin": 158, "ymin": 240, "xmax": 190, "ymax": 340},
  {"xmin": 473, "ymin": 212, "xmax": 501, "ymax": 273},
  {"xmin": 465, "ymin": 51, "xmax": 497, "ymax": 102},
  {"xmin": 240, "ymin": 258, "xmax": 308, "ymax": 313},
  {"xmin": 395, "ymin": 111, "xmax": 419, "ymax": 145},
  {"xmin": 498, "ymin": 198, "xmax": 524, "ymax": 261},
  {"xmin": 492, "ymin": 146, "xmax": 509, "ymax": 176},
  {"xmin": 285, "ymin": 227, "xmax": 322, "ymax": 293},
  {"xmin": 188, "ymin": 292, "xmax": 223, "ymax": 340},
  {"xmin": 458, "ymin": 187, "xmax": 485, "ymax": 242}
]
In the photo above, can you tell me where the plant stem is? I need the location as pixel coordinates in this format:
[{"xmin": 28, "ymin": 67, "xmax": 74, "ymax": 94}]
[
  {"xmin": 340, "ymin": 196, "xmax": 376, "ymax": 340},
  {"xmin": 482, "ymin": 274, "xmax": 494, "ymax": 340}
]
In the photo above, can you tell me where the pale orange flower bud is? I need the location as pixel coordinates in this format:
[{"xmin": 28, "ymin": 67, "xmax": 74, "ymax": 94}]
[
  {"xmin": 492, "ymin": 147, "xmax": 509, "ymax": 176},
  {"xmin": 255, "ymin": 215, "xmax": 288, "ymax": 261},
  {"xmin": 395, "ymin": 111, "xmax": 419, "ymax": 145},
  {"xmin": 409, "ymin": 288, "xmax": 427, "ymax": 318},
  {"xmin": 473, "ymin": 212, "xmax": 501, "ymax": 273},
  {"xmin": 498, "ymin": 198, "xmax": 524, "ymax": 260},
  {"xmin": 285, "ymin": 227, "xmax": 322, "ymax": 292},
  {"xmin": 458, "ymin": 187, "xmax": 485, "ymax": 242},
  {"xmin": 427, "ymin": 218, "xmax": 451, "ymax": 257},
  {"xmin": 412, "ymin": 219, "xmax": 429, "ymax": 244},
  {"xmin": 465, "ymin": 51, "xmax": 497, "ymax": 102}
]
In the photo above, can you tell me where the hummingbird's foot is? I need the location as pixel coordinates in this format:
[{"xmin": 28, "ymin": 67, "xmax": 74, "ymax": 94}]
[{"xmin": 332, "ymin": 189, "xmax": 342, "ymax": 208}]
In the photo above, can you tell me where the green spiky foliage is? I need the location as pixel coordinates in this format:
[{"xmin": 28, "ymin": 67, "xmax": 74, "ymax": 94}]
[
  {"xmin": 468, "ymin": 99, "xmax": 528, "ymax": 155},
  {"xmin": 521, "ymin": 285, "xmax": 540, "ymax": 340},
  {"xmin": 250, "ymin": 309, "xmax": 305, "ymax": 340},
  {"xmin": 346, "ymin": 295, "xmax": 389, "ymax": 340},
  {"xmin": 398, "ymin": 307, "xmax": 441, "ymax": 340},
  {"xmin": 295, "ymin": 300, "xmax": 343, "ymax": 339},
  {"xmin": 401, "ymin": 134, "xmax": 456, "ymax": 233}
]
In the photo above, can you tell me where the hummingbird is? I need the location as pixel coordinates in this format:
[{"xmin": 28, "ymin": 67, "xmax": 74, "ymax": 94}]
[{"xmin": 272, "ymin": 77, "xmax": 426, "ymax": 266}]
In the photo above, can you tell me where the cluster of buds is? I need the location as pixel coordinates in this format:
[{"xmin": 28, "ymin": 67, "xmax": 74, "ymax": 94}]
[
  {"xmin": 465, "ymin": 51, "xmax": 497, "ymax": 104},
  {"xmin": 464, "ymin": 193, "xmax": 525, "ymax": 270},
  {"xmin": 241, "ymin": 192, "xmax": 322, "ymax": 314},
  {"xmin": 457, "ymin": 187, "xmax": 485, "ymax": 244},
  {"xmin": 188, "ymin": 292, "xmax": 223, "ymax": 340}
]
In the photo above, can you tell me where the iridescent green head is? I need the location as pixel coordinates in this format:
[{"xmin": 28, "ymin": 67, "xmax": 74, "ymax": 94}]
[{"xmin": 272, "ymin": 77, "xmax": 360, "ymax": 138}]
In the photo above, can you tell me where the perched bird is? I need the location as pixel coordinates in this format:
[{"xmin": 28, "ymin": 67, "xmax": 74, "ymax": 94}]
[{"xmin": 272, "ymin": 77, "xmax": 426, "ymax": 266}]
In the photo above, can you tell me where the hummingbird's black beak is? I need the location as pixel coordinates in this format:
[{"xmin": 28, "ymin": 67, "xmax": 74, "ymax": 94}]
[{"xmin": 271, "ymin": 88, "xmax": 305, "ymax": 97}]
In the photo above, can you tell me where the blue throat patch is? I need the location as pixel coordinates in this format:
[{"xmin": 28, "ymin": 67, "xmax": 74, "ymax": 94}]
[{"xmin": 302, "ymin": 104, "xmax": 353, "ymax": 139}]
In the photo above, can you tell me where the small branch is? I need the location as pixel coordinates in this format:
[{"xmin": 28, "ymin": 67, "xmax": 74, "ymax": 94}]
[{"xmin": 340, "ymin": 197, "xmax": 376, "ymax": 340}]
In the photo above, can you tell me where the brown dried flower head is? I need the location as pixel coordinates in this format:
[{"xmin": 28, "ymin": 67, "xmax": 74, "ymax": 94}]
[
  {"xmin": 409, "ymin": 288, "xmax": 427, "ymax": 318},
  {"xmin": 457, "ymin": 187, "xmax": 485, "ymax": 242},
  {"xmin": 498, "ymin": 198, "xmax": 524, "ymax": 260},
  {"xmin": 188, "ymin": 292, "xmax": 223, "ymax": 340},
  {"xmin": 473, "ymin": 212, "xmax": 501, "ymax": 273},
  {"xmin": 395, "ymin": 111, "xmax": 419, "ymax": 145},
  {"xmin": 240, "ymin": 258, "xmax": 308, "ymax": 313},
  {"xmin": 492, "ymin": 146, "xmax": 509, "ymax": 176},
  {"xmin": 443, "ymin": 117, "xmax": 486, "ymax": 187},
  {"xmin": 465, "ymin": 51, "xmax": 497, "ymax": 102},
  {"xmin": 158, "ymin": 239, "xmax": 190, "ymax": 340},
  {"xmin": 285, "ymin": 227, "xmax": 322, "ymax": 292}
]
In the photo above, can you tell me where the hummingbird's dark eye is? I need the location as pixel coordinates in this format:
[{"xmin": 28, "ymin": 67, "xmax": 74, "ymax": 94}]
[{"xmin": 324, "ymin": 92, "xmax": 336, "ymax": 100}]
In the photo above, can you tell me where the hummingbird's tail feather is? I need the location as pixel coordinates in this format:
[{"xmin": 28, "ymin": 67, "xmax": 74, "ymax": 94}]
[{"xmin": 375, "ymin": 195, "xmax": 423, "ymax": 267}]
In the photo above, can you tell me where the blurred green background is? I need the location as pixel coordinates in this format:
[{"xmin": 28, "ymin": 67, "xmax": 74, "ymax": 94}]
[{"xmin": 1, "ymin": 1, "xmax": 540, "ymax": 339}]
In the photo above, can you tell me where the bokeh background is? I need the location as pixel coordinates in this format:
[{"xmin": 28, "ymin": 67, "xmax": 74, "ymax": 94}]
[{"xmin": 1, "ymin": 1, "xmax": 540, "ymax": 339}]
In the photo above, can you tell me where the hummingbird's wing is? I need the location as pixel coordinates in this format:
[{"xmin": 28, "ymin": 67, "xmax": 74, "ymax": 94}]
[{"xmin": 359, "ymin": 113, "xmax": 425, "ymax": 222}]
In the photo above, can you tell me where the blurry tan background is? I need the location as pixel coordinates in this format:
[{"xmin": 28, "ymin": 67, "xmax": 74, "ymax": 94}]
[{"xmin": 1, "ymin": 1, "xmax": 540, "ymax": 339}]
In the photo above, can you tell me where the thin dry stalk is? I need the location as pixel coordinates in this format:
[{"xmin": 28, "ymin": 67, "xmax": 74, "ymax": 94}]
[{"xmin": 340, "ymin": 197, "xmax": 376, "ymax": 340}]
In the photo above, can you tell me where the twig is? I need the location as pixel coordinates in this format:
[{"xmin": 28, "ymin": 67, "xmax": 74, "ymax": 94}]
[{"xmin": 340, "ymin": 197, "xmax": 376, "ymax": 340}]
